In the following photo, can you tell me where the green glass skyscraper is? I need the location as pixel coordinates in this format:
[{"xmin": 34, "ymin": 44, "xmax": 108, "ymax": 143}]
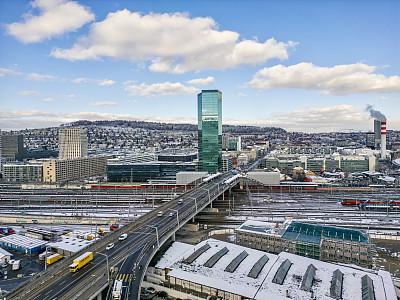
[{"xmin": 198, "ymin": 90, "xmax": 222, "ymax": 173}]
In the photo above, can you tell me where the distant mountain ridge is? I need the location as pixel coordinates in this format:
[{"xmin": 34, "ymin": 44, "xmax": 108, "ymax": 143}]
[{"xmin": 65, "ymin": 120, "xmax": 287, "ymax": 134}]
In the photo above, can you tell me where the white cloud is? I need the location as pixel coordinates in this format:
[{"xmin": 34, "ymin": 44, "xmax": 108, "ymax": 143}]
[
  {"xmin": 90, "ymin": 101, "xmax": 117, "ymax": 106},
  {"xmin": 98, "ymin": 79, "xmax": 115, "ymax": 86},
  {"xmin": 26, "ymin": 72, "xmax": 55, "ymax": 81},
  {"xmin": 187, "ymin": 77, "xmax": 214, "ymax": 86},
  {"xmin": 6, "ymin": 0, "xmax": 94, "ymax": 43},
  {"xmin": 0, "ymin": 67, "xmax": 22, "ymax": 77},
  {"xmin": 238, "ymin": 92, "xmax": 248, "ymax": 97},
  {"xmin": 72, "ymin": 77, "xmax": 91, "ymax": 84},
  {"xmin": 73, "ymin": 77, "xmax": 115, "ymax": 86},
  {"xmin": 128, "ymin": 99, "xmax": 139, "ymax": 103},
  {"xmin": 18, "ymin": 90, "xmax": 40, "ymax": 96},
  {"xmin": 224, "ymin": 105, "xmax": 380, "ymax": 132},
  {"xmin": 51, "ymin": 10, "xmax": 295, "ymax": 73},
  {"xmin": 41, "ymin": 97, "xmax": 53, "ymax": 102},
  {"xmin": 249, "ymin": 63, "xmax": 400, "ymax": 95},
  {"xmin": 125, "ymin": 82, "xmax": 200, "ymax": 97}
]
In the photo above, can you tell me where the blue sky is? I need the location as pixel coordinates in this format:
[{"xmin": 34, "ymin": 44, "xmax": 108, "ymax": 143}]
[{"xmin": 0, "ymin": 0, "xmax": 399, "ymax": 132}]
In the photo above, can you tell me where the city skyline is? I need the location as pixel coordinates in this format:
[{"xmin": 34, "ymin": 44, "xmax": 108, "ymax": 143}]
[{"xmin": 1, "ymin": 0, "xmax": 399, "ymax": 133}]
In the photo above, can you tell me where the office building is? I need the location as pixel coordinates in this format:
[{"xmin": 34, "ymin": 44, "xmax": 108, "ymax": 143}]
[
  {"xmin": 222, "ymin": 155, "xmax": 233, "ymax": 172},
  {"xmin": 236, "ymin": 220, "xmax": 371, "ymax": 268},
  {"xmin": 1, "ymin": 134, "xmax": 26, "ymax": 162},
  {"xmin": 42, "ymin": 156, "xmax": 107, "ymax": 183},
  {"xmin": 107, "ymin": 161, "xmax": 196, "ymax": 182},
  {"xmin": 366, "ymin": 132, "xmax": 375, "ymax": 149},
  {"xmin": 198, "ymin": 90, "xmax": 222, "ymax": 173},
  {"xmin": 58, "ymin": 128, "xmax": 88, "ymax": 160}
]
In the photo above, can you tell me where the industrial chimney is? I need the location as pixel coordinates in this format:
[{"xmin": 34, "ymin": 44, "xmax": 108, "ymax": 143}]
[{"xmin": 381, "ymin": 121, "xmax": 386, "ymax": 159}]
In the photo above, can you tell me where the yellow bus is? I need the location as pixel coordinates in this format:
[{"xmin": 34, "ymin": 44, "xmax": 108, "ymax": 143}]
[{"xmin": 69, "ymin": 252, "xmax": 93, "ymax": 272}]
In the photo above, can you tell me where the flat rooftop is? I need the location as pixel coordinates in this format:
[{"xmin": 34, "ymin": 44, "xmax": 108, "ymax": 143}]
[
  {"xmin": 237, "ymin": 220, "xmax": 369, "ymax": 244},
  {"xmin": 155, "ymin": 239, "xmax": 395, "ymax": 300},
  {"xmin": 0, "ymin": 234, "xmax": 47, "ymax": 249},
  {"xmin": 47, "ymin": 235, "xmax": 94, "ymax": 254},
  {"xmin": 236, "ymin": 219, "xmax": 287, "ymax": 237}
]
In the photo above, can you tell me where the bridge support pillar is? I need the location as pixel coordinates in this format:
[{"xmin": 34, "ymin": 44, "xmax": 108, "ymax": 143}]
[
  {"xmin": 210, "ymin": 200, "xmax": 213, "ymax": 209},
  {"xmin": 192, "ymin": 216, "xmax": 195, "ymax": 222},
  {"xmin": 172, "ymin": 232, "xmax": 176, "ymax": 241},
  {"xmin": 97, "ymin": 293, "xmax": 102, "ymax": 300}
]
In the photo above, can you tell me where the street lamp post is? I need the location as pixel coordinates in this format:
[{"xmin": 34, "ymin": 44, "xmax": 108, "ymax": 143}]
[
  {"xmin": 170, "ymin": 209, "xmax": 180, "ymax": 227},
  {"xmin": 146, "ymin": 225, "xmax": 159, "ymax": 250},
  {"xmin": 191, "ymin": 197, "xmax": 198, "ymax": 213},
  {"xmin": 96, "ymin": 252, "xmax": 110, "ymax": 285}
]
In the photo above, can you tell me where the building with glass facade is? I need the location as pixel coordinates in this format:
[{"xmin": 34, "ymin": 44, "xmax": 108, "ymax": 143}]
[
  {"xmin": 198, "ymin": 90, "xmax": 222, "ymax": 173},
  {"xmin": 107, "ymin": 162, "xmax": 196, "ymax": 182}
]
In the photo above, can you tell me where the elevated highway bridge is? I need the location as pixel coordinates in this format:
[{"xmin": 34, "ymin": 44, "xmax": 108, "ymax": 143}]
[{"xmin": 5, "ymin": 172, "xmax": 240, "ymax": 300}]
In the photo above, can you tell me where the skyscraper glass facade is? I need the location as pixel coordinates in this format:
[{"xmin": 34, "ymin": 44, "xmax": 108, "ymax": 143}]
[{"xmin": 198, "ymin": 90, "xmax": 222, "ymax": 173}]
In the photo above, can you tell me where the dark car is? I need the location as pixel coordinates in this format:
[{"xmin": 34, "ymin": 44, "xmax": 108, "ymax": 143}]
[
  {"xmin": 146, "ymin": 287, "xmax": 156, "ymax": 294},
  {"xmin": 157, "ymin": 291, "xmax": 168, "ymax": 298}
]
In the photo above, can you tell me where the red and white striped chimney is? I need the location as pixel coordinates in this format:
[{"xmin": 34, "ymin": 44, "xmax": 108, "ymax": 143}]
[{"xmin": 381, "ymin": 121, "xmax": 386, "ymax": 159}]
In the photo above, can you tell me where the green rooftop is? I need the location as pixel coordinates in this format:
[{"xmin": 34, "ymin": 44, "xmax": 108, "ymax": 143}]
[{"xmin": 282, "ymin": 222, "xmax": 368, "ymax": 244}]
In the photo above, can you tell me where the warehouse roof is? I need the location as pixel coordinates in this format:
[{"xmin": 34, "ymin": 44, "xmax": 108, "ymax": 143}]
[
  {"xmin": 47, "ymin": 235, "xmax": 93, "ymax": 254},
  {"xmin": 0, "ymin": 247, "xmax": 13, "ymax": 259},
  {"xmin": 0, "ymin": 234, "xmax": 47, "ymax": 249},
  {"xmin": 155, "ymin": 239, "xmax": 395, "ymax": 300}
]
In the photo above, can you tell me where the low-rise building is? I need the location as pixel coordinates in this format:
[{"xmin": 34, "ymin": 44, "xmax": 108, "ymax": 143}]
[
  {"xmin": 108, "ymin": 161, "xmax": 196, "ymax": 182},
  {"xmin": 0, "ymin": 247, "xmax": 13, "ymax": 264},
  {"xmin": 0, "ymin": 234, "xmax": 47, "ymax": 254},
  {"xmin": 236, "ymin": 220, "xmax": 371, "ymax": 268},
  {"xmin": 46, "ymin": 235, "xmax": 94, "ymax": 256},
  {"xmin": 148, "ymin": 238, "xmax": 395, "ymax": 300}
]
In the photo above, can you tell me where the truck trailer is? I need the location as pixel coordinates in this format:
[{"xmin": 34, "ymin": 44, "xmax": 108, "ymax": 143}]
[
  {"xmin": 69, "ymin": 252, "xmax": 93, "ymax": 272},
  {"xmin": 47, "ymin": 253, "xmax": 62, "ymax": 265}
]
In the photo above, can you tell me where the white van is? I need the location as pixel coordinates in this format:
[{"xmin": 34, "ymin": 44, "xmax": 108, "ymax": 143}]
[
  {"xmin": 157, "ymin": 211, "xmax": 163, "ymax": 217},
  {"xmin": 119, "ymin": 233, "xmax": 128, "ymax": 241}
]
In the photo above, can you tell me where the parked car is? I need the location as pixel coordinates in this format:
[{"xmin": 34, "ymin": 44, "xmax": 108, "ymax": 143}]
[
  {"xmin": 168, "ymin": 212, "xmax": 174, "ymax": 217},
  {"xmin": 178, "ymin": 199, "xmax": 183, "ymax": 204},
  {"xmin": 157, "ymin": 211, "xmax": 163, "ymax": 217},
  {"xmin": 146, "ymin": 287, "xmax": 156, "ymax": 294},
  {"xmin": 157, "ymin": 290, "xmax": 168, "ymax": 298},
  {"xmin": 106, "ymin": 243, "xmax": 114, "ymax": 250}
]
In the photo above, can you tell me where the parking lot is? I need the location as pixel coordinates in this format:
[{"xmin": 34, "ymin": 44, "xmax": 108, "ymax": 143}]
[{"xmin": 0, "ymin": 248, "xmax": 44, "ymax": 294}]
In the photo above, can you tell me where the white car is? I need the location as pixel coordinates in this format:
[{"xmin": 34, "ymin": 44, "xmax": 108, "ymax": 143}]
[
  {"xmin": 157, "ymin": 211, "xmax": 163, "ymax": 217},
  {"xmin": 119, "ymin": 234, "xmax": 128, "ymax": 241},
  {"xmin": 106, "ymin": 243, "xmax": 114, "ymax": 250},
  {"xmin": 169, "ymin": 212, "xmax": 174, "ymax": 217}
]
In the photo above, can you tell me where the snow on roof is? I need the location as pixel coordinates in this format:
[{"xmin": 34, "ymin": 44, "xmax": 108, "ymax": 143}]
[
  {"xmin": 156, "ymin": 239, "xmax": 395, "ymax": 300},
  {"xmin": 155, "ymin": 242, "xmax": 193, "ymax": 269},
  {"xmin": 47, "ymin": 235, "xmax": 93, "ymax": 253},
  {"xmin": 163, "ymin": 239, "xmax": 278, "ymax": 299},
  {"xmin": 236, "ymin": 219, "xmax": 288, "ymax": 237},
  {"xmin": 0, "ymin": 234, "xmax": 47, "ymax": 249},
  {"xmin": 362, "ymin": 171, "xmax": 382, "ymax": 176},
  {"xmin": 0, "ymin": 247, "xmax": 13, "ymax": 259}
]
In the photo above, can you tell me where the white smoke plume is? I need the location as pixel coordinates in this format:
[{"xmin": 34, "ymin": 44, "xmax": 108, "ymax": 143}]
[{"xmin": 366, "ymin": 104, "xmax": 386, "ymax": 122}]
